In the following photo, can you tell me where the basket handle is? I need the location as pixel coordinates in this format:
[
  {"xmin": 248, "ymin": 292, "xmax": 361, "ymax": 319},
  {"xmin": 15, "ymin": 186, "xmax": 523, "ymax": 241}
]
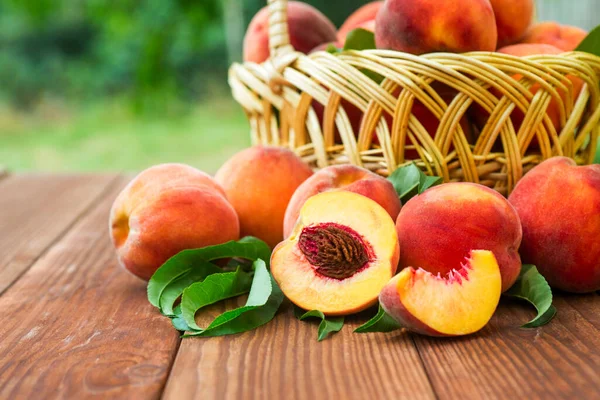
[{"xmin": 267, "ymin": 0, "xmax": 295, "ymax": 60}]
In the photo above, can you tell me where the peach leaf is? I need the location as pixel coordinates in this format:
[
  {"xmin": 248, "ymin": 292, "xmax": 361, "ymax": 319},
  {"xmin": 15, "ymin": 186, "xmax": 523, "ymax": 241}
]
[{"xmin": 504, "ymin": 264, "xmax": 556, "ymax": 328}]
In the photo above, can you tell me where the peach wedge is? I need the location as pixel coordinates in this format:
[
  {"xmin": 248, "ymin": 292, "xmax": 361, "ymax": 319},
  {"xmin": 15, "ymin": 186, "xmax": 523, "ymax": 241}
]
[
  {"xmin": 380, "ymin": 250, "xmax": 502, "ymax": 336},
  {"xmin": 271, "ymin": 191, "xmax": 399, "ymax": 316}
]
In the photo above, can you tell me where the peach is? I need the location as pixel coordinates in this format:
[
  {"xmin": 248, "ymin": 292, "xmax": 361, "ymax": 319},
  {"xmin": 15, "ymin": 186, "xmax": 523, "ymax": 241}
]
[
  {"xmin": 110, "ymin": 164, "xmax": 240, "ymax": 280},
  {"xmin": 521, "ymin": 22, "xmax": 588, "ymax": 51},
  {"xmin": 283, "ymin": 165, "xmax": 402, "ymax": 238},
  {"xmin": 471, "ymin": 43, "xmax": 583, "ymax": 145},
  {"xmin": 272, "ymin": 191, "xmax": 399, "ymax": 316},
  {"xmin": 243, "ymin": 1, "xmax": 337, "ymax": 64},
  {"xmin": 508, "ymin": 157, "xmax": 600, "ymax": 293},
  {"xmin": 337, "ymin": 1, "xmax": 382, "ymax": 43},
  {"xmin": 380, "ymin": 250, "xmax": 501, "ymax": 336},
  {"xmin": 215, "ymin": 146, "xmax": 313, "ymax": 248},
  {"xmin": 396, "ymin": 182, "xmax": 522, "ymax": 292},
  {"xmin": 374, "ymin": 0, "xmax": 497, "ymax": 55},
  {"xmin": 489, "ymin": 0, "xmax": 534, "ymax": 48}
]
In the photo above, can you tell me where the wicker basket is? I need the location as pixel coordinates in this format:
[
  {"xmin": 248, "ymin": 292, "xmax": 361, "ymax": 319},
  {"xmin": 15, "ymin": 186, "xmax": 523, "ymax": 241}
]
[{"xmin": 229, "ymin": 0, "xmax": 600, "ymax": 195}]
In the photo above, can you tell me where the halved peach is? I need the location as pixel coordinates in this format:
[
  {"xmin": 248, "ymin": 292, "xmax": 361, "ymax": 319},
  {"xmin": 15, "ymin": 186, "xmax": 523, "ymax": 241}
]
[
  {"xmin": 271, "ymin": 191, "xmax": 399, "ymax": 316},
  {"xmin": 380, "ymin": 250, "xmax": 501, "ymax": 336}
]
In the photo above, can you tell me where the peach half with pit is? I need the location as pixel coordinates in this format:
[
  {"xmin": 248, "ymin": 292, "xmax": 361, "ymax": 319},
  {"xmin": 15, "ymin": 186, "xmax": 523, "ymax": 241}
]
[
  {"xmin": 380, "ymin": 250, "xmax": 502, "ymax": 336},
  {"xmin": 271, "ymin": 191, "xmax": 399, "ymax": 316}
]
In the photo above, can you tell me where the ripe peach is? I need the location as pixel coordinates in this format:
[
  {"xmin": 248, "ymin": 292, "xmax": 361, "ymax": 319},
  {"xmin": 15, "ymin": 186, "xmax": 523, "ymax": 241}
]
[
  {"xmin": 243, "ymin": 1, "xmax": 337, "ymax": 64},
  {"xmin": 374, "ymin": 0, "xmax": 498, "ymax": 55},
  {"xmin": 396, "ymin": 182, "xmax": 522, "ymax": 292},
  {"xmin": 521, "ymin": 22, "xmax": 588, "ymax": 51},
  {"xmin": 283, "ymin": 165, "xmax": 402, "ymax": 238},
  {"xmin": 272, "ymin": 191, "xmax": 399, "ymax": 316},
  {"xmin": 110, "ymin": 164, "xmax": 240, "ymax": 280},
  {"xmin": 215, "ymin": 146, "xmax": 313, "ymax": 248},
  {"xmin": 489, "ymin": 0, "xmax": 534, "ymax": 48},
  {"xmin": 380, "ymin": 250, "xmax": 501, "ymax": 336},
  {"xmin": 337, "ymin": 2, "xmax": 382, "ymax": 43},
  {"xmin": 508, "ymin": 157, "xmax": 600, "ymax": 293}
]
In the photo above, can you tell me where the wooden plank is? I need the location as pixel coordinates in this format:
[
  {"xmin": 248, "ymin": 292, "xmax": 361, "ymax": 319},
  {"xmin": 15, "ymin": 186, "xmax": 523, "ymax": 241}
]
[
  {"xmin": 0, "ymin": 174, "xmax": 118, "ymax": 295},
  {"xmin": 0, "ymin": 176, "xmax": 181, "ymax": 399},
  {"xmin": 413, "ymin": 297, "xmax": 600, "ymax": 399},
  {"xmin": 162, "ymin": 302, "xmax": 436, "ymax": 400}
]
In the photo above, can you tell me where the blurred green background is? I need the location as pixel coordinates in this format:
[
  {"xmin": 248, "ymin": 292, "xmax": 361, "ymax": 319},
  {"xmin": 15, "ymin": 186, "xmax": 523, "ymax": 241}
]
[{"xmin": 0, "ymin": 0, "xmax": 596, "ymax": 173}]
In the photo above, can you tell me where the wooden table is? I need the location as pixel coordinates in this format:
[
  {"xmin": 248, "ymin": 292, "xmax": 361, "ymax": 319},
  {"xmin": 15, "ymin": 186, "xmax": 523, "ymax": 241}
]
[{"xmin": 1, "ymin": 173, "xmax": 600, "ymax": 400}]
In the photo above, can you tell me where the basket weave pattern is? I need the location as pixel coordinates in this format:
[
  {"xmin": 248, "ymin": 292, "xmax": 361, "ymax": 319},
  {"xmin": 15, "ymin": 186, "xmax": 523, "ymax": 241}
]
[{"xmin": 229, "ymin": 0, "xmax": 600, "ymax": 194}]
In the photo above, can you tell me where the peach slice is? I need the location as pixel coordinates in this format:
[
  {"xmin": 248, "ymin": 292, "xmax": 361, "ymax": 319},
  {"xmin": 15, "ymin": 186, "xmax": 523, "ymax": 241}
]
[
  {"xmin": 271, "ymin": 191, "xmax": 399, "ymax": 316},
  {"xmin": 380, "ymin": 250, "xmax": 502, "ymax": 336}
]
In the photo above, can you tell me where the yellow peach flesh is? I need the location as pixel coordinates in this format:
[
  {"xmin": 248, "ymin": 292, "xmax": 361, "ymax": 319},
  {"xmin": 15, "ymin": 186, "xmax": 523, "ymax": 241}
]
[
  {"xmin": 271, "ymin": 191, "xmax": 399, "ymax": 316},
  {"xmin": 395, "ymin": 250, "xmax": 501, "ymax": 335}
]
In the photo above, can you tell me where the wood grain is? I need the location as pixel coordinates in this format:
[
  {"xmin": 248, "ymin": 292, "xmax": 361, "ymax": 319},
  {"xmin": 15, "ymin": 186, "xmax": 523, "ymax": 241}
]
[
  {"xmin": 162, "ymin": 301, "xmax": 436, "ymax": 400},
  {"xmin": 414, "ymin": 297, "xmax": 600, "ymax": 400},
  {"xmin": 0, "ymin": 176, "xmax": 181, "ymax": 399},
  {"xmin": 0, "ymin": 174, "xmax": 117, "ymax": 294}
]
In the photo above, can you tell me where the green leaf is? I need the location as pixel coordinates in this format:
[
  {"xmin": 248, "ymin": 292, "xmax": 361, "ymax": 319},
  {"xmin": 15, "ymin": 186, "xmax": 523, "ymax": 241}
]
[
  {"xmin": 343, "ymin": 28, "xmax": 376, "ymax": 51},
  {"xmin": 325, "ymin": 43, "xmax": 341, "ymax": 54},
  {"xmin": 181, "ymin": 267, "xmax": 254, "ymax": 330},
  {"xmin": 184, "ymin": 260, "xmax": 284, "ymax": 337},
  {"xmin": 419, "ymin": 175, "xmax": 443, "ymax": 193},
  {"xmin": 147, "ymin": 237, "xmax": 271, "ymax": 309},
  {"xmin": 594, "ymin": 140, "xmax": 600, "ymax": 164},
  {"xmin": 504, "ymin": 264, "xmax": 556, "ymax": 328},
  {"xmin": 341, "ymin": 28, "xmax": 383, "ymax": 83},
  {"xmin": 170, "ymin": 304, "xmax": 192, "ymax": 332},
  {"xmin": 296, "ymin": 309, "xmax": 344, "ymax": 341},
  {"xmin": 159, "ymin": 262, "xmax": 222, "ymax": 316},
  {"xmin": 354, "ymin": 304, "xmax": 402, "ymax": 333},
  {"xmin": 387, "ymin": 163, "xmax": 442, "ymax": 203},
  {"xmin": 575, "ymin": 25, "xmax": 600, "ymax": 57}
]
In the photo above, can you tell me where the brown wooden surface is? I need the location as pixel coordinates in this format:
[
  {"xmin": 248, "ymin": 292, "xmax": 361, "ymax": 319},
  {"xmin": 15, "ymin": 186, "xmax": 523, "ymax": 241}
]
[{"xmin": 1, "ymin": 174, "xmax": 600, "ymax": 400}]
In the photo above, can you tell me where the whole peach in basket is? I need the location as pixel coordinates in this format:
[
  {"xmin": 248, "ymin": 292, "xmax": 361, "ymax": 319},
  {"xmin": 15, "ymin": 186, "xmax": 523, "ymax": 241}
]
[
  {"xmin": 243, "ymin": 1, "xmax": 337, "ymax": 64},
  {"xmin": 488, "ymin": 0, "xmax": 535, "ymax": 48},
  {"xmin": 521, "ymin": 22, "xmax": 588, "ymax": 51},
  {"xmin": 509, "ymin": 157, "xmax": 600, "ymax": 293},
  {"xmin": 374, "ymin": 0, "xmax": 498, "ymax": 54},
  {"xmin": 110, "ymin": 164, "xmax": 240, "ymax": 280},
  {"xmin": 216, "ymin": 146, "xmax": 313, "ymax": 248}
]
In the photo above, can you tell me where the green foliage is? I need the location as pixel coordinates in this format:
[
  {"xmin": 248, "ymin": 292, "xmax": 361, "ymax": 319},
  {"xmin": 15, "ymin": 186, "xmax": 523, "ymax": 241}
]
[
  {"xmin": 147, "ymin": 237, "xmax": 271, "ymax": 310},
  {"xmin": 354, "ymin": 304, "xmax": 402, "ymax": 333},
  {"xmin": 147, "ymin": 238, "xmax": 283, "ymax": 338},
  {"xmin": 504, "ymin": 265, "xmax": 556, "ymax": 328},
  {"xmin": 183, "ymin": 260, "xmax": 284, "ymax": 337},
  {"xmin": 387, "ymin": 163, "xmax": 443, "ymax": 204},
  {"xmin": 343, "ymin": 28, "xmax": 376, "ymax": 52},
  {"xmin": 0, "ymin": 0, "xmax": 226, "ymax": 108},
  {"xmin": 181, "ymin": 267, "xmax": 255, "ymax": 330},
  {"xmin": 295, "ymin": 307, "xmax": 345, "ymax": 341},
  {"xmin": 575, "ymin": 24, "xmax": 600, "ymax": 56}
]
